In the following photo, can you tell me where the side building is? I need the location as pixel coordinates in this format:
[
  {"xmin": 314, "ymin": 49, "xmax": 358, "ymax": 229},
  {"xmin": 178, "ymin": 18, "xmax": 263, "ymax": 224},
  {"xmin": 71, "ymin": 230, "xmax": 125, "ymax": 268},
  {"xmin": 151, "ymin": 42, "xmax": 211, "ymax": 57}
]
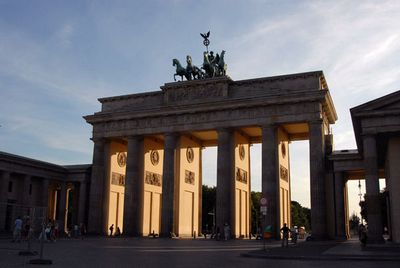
[{"xmin": 0, "ymin": 151, "xmax": 90, "ymax": 234}]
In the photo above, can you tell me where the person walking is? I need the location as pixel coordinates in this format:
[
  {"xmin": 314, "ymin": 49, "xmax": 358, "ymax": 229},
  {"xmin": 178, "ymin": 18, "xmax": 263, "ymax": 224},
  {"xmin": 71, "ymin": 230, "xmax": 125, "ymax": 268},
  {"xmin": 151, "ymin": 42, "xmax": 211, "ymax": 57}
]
[
  {"xmin": 359, "ymin": 224, "xmax": 367, "ymax": 249},
  {"xmin": 109, "ymin": 224, "xmax": 114, "ymax": 237},
  {"xmin": 280, "ymin": 223, "xmax": 290, "ymax": 247},
  {"xmin": 223, "ymin": 223, "xmax": 230, "ymax": 241},
  {"xmin": 12, "ymin": 216, "xmax": 23, "ymax": 242},
  {"xmin": 80, "ymin": 222, "xmax": 86, "ymax": 240},
  {"xmin": 291, "ymin": 226, "xmax": 298, "ymax": 244}
]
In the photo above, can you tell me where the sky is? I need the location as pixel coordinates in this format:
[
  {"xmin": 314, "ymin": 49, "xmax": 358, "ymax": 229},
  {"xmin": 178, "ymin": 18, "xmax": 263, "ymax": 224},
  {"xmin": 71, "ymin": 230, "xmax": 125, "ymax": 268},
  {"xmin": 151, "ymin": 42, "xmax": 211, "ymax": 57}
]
[{"xmin": 0, "ymin": 0, "xmax": 399, "ymax": 216}]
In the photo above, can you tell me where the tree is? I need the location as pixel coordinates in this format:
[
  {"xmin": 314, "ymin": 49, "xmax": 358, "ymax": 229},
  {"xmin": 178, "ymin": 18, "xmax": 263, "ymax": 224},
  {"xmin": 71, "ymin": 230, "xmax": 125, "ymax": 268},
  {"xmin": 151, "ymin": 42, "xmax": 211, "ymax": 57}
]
[
  {"xmin": 202, "ymin": 185, "xmax": 216, "ymax": 232},
  {"xmin": 359, "ymin": 189, "xmax": 389, "ymax": 232},
  {"xmin": 349, "ymin": 213, "xmax": 360, "ymax": 234},
  {"xmin": 250, "ymin": 191, "xmax": 262, "ymax": 233},
  {"xmin": 291, "ymin": 201, "xmax": 311, "ymax": 231}
]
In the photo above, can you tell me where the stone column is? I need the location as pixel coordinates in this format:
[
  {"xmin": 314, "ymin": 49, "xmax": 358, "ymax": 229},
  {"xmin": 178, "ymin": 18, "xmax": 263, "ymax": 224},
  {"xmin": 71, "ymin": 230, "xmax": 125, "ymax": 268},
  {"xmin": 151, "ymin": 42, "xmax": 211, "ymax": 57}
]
[
  {"xmin": 77, "ymin": 181, "xmax": 87, "ymax": 225},
  {"xmin": 216, "ymin": 129, "xmax": 234, "ymax": 238},
  {"xmin": 22, "ymin": 175, "xmax": 32, "ymax": 208},
  {"xmin": 363, "ymin": 134, "xmax": 384, "ymax": 243},
  {"xmin": 344, "ymin": 180, "xmax": 350, "ymax": 239},
  {"xmin": 161, "ymin": 133, "xmax": 178, "ymax": 237},
  {"xmin": 387, "ymin": 137, "xmax": 400, "ymax": 243},
  {"xmin": 123, "ymin": 136, "xmax": 144, "ymax": 236},
  {"xmin": 57, "ymin": 182, "xmax": 67, "ymax": 235},
  {"xmin": 261, "ymin": 125, "xmax": 279, "ymax": 239},
  {"xmin": 334, "ymin": 171, "xmax": 346, "ymax": 239},
  {"xmin": 88, "ymin": 139, "xmax": 106, "ymax": 234},
  {"xmin": 41, "ymin": 178, "xmax": 50, "ymax": 218},
  {"xmin": 309, "ymin": 121, "xmax": 327, "ymax": 239},
  {"xmin": 0, "ymin": 171, "xmax": 10, "ymax": 231}
]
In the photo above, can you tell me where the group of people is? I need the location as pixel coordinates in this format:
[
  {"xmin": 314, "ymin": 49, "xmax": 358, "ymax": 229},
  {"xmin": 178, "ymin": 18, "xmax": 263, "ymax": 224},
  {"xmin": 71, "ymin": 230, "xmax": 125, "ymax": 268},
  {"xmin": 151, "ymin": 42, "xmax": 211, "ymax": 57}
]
[
  {"xmin": 12, "ymin": 216, "xmax": 88, "ymax": 242},
  {"xmin": 12, "ymin": 216, "xmax": 33, "ymax": 242},
  {"xmin": 69, "ymin": 223, "xmax": 87, "ymax": 239},
  {"xmin": 38, "ymin": 220, "xmax": 60, "ymax": 242},
  {"xmin": 280, "ymin": 223, "xmax": 298, "ymax": 247},
  {"xmin": 108, "ymin": 224, "xmax": 121, "ymax": 237}
]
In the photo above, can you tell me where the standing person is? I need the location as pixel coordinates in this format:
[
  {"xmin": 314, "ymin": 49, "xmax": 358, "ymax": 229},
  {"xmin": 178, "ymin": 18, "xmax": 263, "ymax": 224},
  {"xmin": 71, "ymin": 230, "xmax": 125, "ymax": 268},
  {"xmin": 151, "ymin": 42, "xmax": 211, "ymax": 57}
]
[
  {"xmin": 80, "ymin": 222, "xmax": 86, "ymax": 239},
  {"xmin": 280, "ymin": 223, "xmax": 290, "ymax": 247},
  {"xmin": 12, "ymin": 216, "xmax": 23, "ymax": 242},
  {"xmin": 115, "ymin": 227, "xmax": 121, "ymax": 237},
  {"xmin": 73, "ymin": 224, "xmax": 79, "ymax": 238},
  {"xmin": 109, "ymin": 224, "xmax": 114, "ymax": 236},
  {"xmin": 359, "ymin": 224, "xmax": 367, "ymax": 249},
  {"xmin": 291, "ymin": 226, "xmax": 298, "ymax": 245},
  {"xmin": 23, "ymin": 217, "xmax": 31, "ymax": 241},
  {"xmin": 54, "ymin": 221, "xmax": 59, "ymax": 239},
  {"xmin": 223, "ymin": 223, "xmax": 230, "ymax": 241}
]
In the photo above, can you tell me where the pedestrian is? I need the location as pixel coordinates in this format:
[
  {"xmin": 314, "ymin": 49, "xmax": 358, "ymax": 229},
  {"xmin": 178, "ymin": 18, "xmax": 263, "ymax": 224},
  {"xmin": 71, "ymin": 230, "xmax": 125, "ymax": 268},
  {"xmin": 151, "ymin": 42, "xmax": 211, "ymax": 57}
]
[
  {"xmin": 73, "ymin": 224, "xmax": 79, "ymax": 238},
  {"xmin": 291, "ymin": 226, "xmax": 298, "ymax": 244},
  {"xmin": 115, "ymin": 227, "xmax": 121, "ymax": 237},
  {"xmin": 359, "ymin": 224, "xmax": 367, "ymax": 249},
  {"xmin": 12, "ymin": 216, "xmax": 23, "ymax": 242},
  {"xmin": 109, "ymin": 224, "xmax": 114, "ymax": 236},
  {"xmin": 23, "ymin": 217, "xmax": 31, "ymax": 241},
  {"xmin": 280, "ymin": 223, "xmax": 290, "ymax": 247},
  {"xmin": 223, "ymin": 223, "xmax": 230, "ymax": 241},
  {"xmin": 80, "ymin": 222, "xmax": 86, "ymax": 239},
  {"xmin": 45, "ymin": 224, "xmax": 51, "ymax": 241}
]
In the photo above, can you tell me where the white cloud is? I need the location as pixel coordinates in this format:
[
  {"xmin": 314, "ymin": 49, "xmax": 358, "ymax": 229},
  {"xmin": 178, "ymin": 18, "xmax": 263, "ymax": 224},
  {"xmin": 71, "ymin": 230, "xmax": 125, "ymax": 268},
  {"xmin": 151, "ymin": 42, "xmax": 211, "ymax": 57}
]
[{"xmin": 55, "ymin": 23, "xmax": 74, "ymax": 48}]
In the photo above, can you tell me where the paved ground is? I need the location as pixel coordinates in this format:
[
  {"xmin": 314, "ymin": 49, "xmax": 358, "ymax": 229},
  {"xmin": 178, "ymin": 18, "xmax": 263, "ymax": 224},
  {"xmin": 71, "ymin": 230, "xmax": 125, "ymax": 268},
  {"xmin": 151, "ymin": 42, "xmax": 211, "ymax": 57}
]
[{"xmin": 0, "ymin": 236, "xmax": 399, "ymax": 268}]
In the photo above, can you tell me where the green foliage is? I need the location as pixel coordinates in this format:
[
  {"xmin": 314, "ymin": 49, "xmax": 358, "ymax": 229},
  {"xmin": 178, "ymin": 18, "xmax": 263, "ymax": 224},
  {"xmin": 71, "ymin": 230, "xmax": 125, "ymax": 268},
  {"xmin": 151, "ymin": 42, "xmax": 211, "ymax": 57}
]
[
  {"xmin": 202, "ymin": 185, "xmax": 216, "ymax": 232},
  {"xmin": 360, "ymin": 189, "xmax": 389, "ymax": 229},
  {"xmin": 291, "ymin": 201, "xmax": 311, "ymax": 231},
  {"xmin": 250, "ymin": 191, "xmax": 262, "ymax": 233},
  {"xmin": 349, "ymin": 213, "xmax": 360, "ymax": 231}
]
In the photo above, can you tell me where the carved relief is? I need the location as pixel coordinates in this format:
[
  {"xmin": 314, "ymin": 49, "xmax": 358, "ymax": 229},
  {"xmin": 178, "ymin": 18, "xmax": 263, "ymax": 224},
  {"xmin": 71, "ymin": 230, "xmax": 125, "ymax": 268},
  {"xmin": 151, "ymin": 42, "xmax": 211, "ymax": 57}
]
[
  {"xmin": 150, "ymin": 150, "xmax": 160, "ymax": 166},
  {"xmin": 280, "ymin": 165, "xmax": 289, "ymax": 182},
  {"xmin": 185, "ymin": 170, "xmax": 195, "ymax": 185},
  {"xmin": 117, "ymin": 152, "xmax": 127, "ymax": 167},
  {"xmin": 165, "ymin": 84, "xmax": 227, "ymax": 103},
  {"xmin": 281, "ymin": 143, "xmax": 286, "ymax": 159},
  {"xmin": 238, "ymin": 144, "xmax": 245, "ymax": 160},
  {"xmin": 145, "ymin": 171, "xmax": 162, "ymax": 186},
  {"xmin": 111, "ymin": 172, "xmax": 125, "ymax": 186},
  {"xmin": 235, "ymin": 167, "xmax": 248, "ymax": 184},
  {"xmin": 186, "ymin": 147, "xmax": 194, "ymax": 163}
]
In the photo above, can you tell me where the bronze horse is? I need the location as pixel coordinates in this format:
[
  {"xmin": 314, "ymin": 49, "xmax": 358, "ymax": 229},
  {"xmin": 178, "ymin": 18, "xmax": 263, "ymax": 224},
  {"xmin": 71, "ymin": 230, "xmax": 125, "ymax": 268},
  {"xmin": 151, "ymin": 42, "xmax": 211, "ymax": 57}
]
[
  {"xmin": 186, "ymin": 55, "xmax": 204, "ymax": 80},
  {"xmin": 173, "ymin": 59, "xmax": 190, "ymax": 81},
  {"xmin": 217, "ymin": 50, "xmax": 227, "ymax": 76}
]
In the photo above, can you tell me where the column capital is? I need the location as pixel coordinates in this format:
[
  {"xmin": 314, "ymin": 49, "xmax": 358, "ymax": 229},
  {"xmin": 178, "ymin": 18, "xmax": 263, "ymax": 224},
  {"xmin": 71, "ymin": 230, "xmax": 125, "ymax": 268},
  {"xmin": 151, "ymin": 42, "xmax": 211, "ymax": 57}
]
[
  {"xmin": 216, "ymin": 127, "xmax": 233, "ymax": 133},
  {"xmin": 309, "ymin": 119, "xmax": 324, "ymax": 126},
  {"xmin": 90, "ymin": 137, "xmax": 107, "ymax": 144},
  {"xmin": 361, "ymin": 133, "xmax": 376, "ymax": 139},
  {"xmin": 126, "ymin": 135, "xmax": 143, "ymax": 142},
  {"xmin": 164, "ymin": 132, "xmax": 179, "ymax": 138},
  {"xmin": 261, "ymin": 124, "xmax": 278, "ymax": 132}
]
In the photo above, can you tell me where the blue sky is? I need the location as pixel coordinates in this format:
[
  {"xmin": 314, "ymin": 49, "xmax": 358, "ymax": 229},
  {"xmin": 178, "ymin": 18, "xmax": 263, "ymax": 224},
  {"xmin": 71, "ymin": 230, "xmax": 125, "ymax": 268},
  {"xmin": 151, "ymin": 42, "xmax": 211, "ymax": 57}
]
[{"xmin": 1, "ymin": 1, "xmax": 399, "ymax": 214}]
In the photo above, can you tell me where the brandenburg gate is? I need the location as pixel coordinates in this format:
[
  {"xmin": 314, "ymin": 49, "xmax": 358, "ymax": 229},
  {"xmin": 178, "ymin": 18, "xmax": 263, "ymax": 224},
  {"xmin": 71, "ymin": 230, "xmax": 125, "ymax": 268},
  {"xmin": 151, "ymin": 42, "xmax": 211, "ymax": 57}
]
[{"xmin": 84, "ymin": 71, "xmax": 337, "ymax": 239}]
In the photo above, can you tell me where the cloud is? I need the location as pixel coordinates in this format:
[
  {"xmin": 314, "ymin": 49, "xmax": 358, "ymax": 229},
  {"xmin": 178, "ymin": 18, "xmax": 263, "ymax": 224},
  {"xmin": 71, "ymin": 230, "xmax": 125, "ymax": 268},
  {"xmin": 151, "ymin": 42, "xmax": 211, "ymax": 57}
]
[
  {"xmin": 54, "ymin": 23, "xmax": 75, "ymax": 48},
  {"xmin": 0, "ymin": 24, "xmax": 117, "ymax": 109}
]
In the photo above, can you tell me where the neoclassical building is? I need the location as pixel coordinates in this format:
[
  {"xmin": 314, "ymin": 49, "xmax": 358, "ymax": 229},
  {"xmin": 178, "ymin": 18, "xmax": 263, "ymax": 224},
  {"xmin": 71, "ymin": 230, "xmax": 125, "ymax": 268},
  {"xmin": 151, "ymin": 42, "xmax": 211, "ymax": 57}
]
[
  {"xmin": 0, "ymin": 152, "xmax": 90, "ymax": 233},
  {"xmin": 83, "ymin": 72, "xmax": 336, "ymax": 239},
  {"xmin": 1, "ymin": 71, "xmax": 399, "ymax": 243}
]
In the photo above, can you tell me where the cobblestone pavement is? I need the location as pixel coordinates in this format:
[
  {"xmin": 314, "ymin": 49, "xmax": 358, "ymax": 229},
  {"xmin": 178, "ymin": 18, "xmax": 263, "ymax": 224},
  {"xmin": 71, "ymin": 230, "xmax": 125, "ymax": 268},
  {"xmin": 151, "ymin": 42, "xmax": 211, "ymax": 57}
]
[{"xmin": 0, "ymin": 237, "xmax": 399, "ymax": 268}]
